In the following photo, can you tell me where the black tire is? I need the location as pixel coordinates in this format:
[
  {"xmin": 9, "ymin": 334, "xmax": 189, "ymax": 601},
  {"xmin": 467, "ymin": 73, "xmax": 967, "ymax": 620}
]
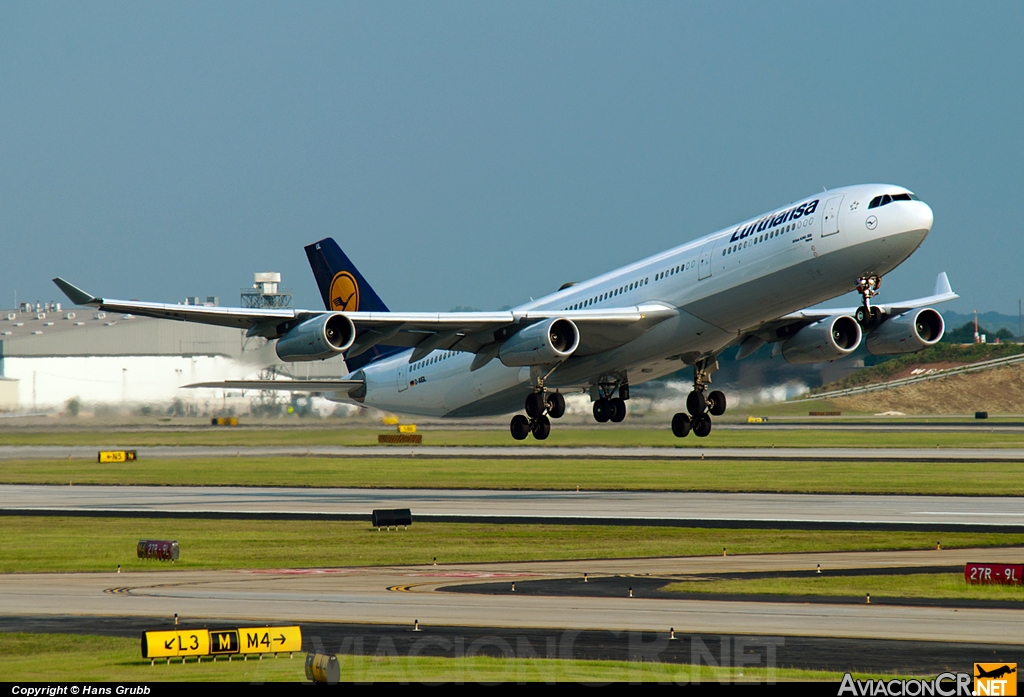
[
  {"xmin": 855, "ymin": 306, "xmax": 869, "ymax": 326},
  {"xmin": 547, "ymin": 392, "xmax": 566, "ymax": 419},
  {"xmin": 510, "ymin": 414, "xmax": 530, "ymax": 441},
  {"xmin": 671, "ymin": 412, "xmax": 691, "ymax": 438},
  {"xmin": 692, "ymin": 414, "xmax": 712, "ymax": 438},
  {"xmin": 609, "ymin": 397, "xmax": 626, "ymax": 423},
  {"xmin": 531, "ymin": 415, "xmax": 551, "ymax": 440},
  {"xmin": 686, "ymin": 390, "xmax": 706, "ymax": 416},
  {"xmin": 593, "ymin": 398, "xmax": 610, "ymax": 423},
  {"xmin": 707, "ymin": 390, "xmax": 727, "ymax": 417},
  {"xmin": 525, "ymin": 392, "xmax": 546, "ymax": 419}
]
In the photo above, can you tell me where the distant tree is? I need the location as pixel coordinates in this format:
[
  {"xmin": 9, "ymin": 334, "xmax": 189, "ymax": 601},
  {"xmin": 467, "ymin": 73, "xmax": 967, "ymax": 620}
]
[
  {"xmin": 941, "ymin": 321, "xmax": 1015, "ymax": 343},
  {"xmin": 942, "ymin": 322, "xmax": 978, "ymax": 343}
]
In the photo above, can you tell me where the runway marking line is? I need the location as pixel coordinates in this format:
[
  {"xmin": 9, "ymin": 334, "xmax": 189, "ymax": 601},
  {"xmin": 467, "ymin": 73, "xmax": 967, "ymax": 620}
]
[
  {"xmin": 408, "ymin": 572, "xmax": 541, "ymax": 579},
  {"xmin": 241, "ymin": 568, "xmax": 358, "ymax": 575},
  {"xmin": 388, "ymin": 584, "xmax": 429, "ymax": 593}
]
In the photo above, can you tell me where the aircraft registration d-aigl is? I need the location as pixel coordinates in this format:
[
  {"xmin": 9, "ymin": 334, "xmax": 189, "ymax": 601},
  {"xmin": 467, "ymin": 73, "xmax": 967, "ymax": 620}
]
[{"xmin": 54, "ymin": 183, "xmax": 956, "ymax": 440}]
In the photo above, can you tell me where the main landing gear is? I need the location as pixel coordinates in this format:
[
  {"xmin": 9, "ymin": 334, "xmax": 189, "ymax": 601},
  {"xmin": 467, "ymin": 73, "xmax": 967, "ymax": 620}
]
[
  {"xmin": 671, "ymin": 357, "xmax": 726, "ymax": 438},
  {"xmin": 592, "ymin": 382, "xmax": 629, "ymax": 425},
  {"xmin": 854, "ymin": 274, "xmax": 882, "ymax": 328},
  {"xmin": 510, "ymin": 391, "xmax": 565, "ymax": 441}
]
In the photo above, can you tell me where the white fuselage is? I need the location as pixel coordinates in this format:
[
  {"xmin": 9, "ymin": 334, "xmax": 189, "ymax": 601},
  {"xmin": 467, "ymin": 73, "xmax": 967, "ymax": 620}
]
[{"xmin": 338, "ymin": 184, "xmax": 934, "ymax": 417}]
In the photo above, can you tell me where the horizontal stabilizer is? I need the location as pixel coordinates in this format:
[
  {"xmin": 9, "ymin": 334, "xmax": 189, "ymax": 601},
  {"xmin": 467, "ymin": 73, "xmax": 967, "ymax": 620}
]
[{"xmin": 183, "ymin": 380, "xmax": 363, "ymax": 392}]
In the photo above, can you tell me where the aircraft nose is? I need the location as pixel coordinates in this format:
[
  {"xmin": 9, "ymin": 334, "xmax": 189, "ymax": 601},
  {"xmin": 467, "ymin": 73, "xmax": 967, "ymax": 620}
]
[{"xmin": 910, "ymin": 200, "xmax": 934, "ymax": 232}]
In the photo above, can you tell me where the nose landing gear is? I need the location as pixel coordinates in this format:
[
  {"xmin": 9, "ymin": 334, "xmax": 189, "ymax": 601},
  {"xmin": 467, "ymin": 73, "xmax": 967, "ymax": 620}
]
[
  {"xmin": 672, "ymin": 357, "xmax": 725, "ymax": 438},
  {"xmin": 854, "ymin": 274, "xmax": 883, "ymax": 328}
]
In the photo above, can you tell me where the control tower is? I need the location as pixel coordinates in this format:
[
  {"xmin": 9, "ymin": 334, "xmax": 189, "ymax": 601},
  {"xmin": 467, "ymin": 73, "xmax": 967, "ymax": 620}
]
[{"xmin": 240, "ymin": 272, "xmax": 292, "ymax": 309}]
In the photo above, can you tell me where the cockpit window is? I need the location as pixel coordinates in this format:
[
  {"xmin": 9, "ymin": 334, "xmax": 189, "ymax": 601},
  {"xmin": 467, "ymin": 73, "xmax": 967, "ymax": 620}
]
[{"xmin": 868, "ymin": 192, "xmax": 919, "ymax": 209}]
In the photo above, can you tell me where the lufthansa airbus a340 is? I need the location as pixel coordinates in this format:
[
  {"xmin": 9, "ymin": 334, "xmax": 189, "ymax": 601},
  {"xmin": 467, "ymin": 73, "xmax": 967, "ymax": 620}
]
[{"xmin": 55, "ymin": 183, "xmax": 955, "ymax": 440}]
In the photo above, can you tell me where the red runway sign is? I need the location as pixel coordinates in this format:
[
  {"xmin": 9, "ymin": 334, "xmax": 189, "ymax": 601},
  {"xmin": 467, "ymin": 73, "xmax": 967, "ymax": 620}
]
[{"xmin": 965, "ymin": 563, "xmax": 1023, "ymax": 585}]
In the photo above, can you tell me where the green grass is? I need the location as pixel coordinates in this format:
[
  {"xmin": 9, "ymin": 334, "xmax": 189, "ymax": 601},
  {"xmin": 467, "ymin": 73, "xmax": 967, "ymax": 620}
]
[
  {"xmin": 3, "ymin": 426, "xmax": 1024, "ymax": 448},
  {"xmin": 6, "ymin": 456, "xmax": 1024, "ymax": 495},
  {"xmin": 1, "ymin": 516, "xmax": 1021, "ymax": 573},
  {"xmin": 0, "ymin": 632, "xmax": 877, "ymax": 682},
  {"xmin": 662, "ymin": 573, "xmax": 1024, "ymax": 601}
]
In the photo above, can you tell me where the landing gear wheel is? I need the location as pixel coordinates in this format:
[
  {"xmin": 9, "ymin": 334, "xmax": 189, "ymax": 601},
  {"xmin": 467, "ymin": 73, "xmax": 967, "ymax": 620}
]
[
  {"xmin": 855, "ymin": 306, "xmax": 869, "ymax": 326},
  {"xmin": 692, "ymin": 414, "xmax": 712, "ymax": 438},
  {"xmin": 609, "ymin": 397, "xmax": 626, "ymax": 423},
  {"xmin": 593, "ymin": 398, "xmax": 610, "ymax": 423},
  {"xmin": 525, "ymin": 392, "xmax": 546, "ymax": 419},
  {"xmin": 707, "ymin": 390, "xmax": 727, "ymax": 417},
  {"xmin": 671, "ymin": 412, "xmax": 691, "ymax": 438},
  {"xmin": 686, "ymin": 390, "xmax": 707, "ymax": 417},
  {"xmin": 531, "ymin": 415, "xmax": 551, "ymax": 440},
  {"xmin": 547, "ymin": 392, "xmax": 566, "ymax": 419},
  {"xmin": 510, "ymin": 414, "xmax": 530, "ymax": 441}
]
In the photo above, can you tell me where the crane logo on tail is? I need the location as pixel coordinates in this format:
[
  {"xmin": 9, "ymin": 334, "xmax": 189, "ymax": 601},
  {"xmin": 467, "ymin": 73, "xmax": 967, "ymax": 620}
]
[{"xmin": 330, "ymin": 272, "xmax": 360, "ymax": 312}]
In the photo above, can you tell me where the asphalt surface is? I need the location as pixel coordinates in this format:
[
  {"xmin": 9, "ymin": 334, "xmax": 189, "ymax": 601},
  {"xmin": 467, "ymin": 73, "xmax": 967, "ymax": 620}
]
[
  {"xmin": 4, "ymin": 444, "xmax": 1024, "ymax": 461},
  {"xmin": 4, "ymin": 484, "xmax": 1024, "ymax": 530},
  {"xmin": 3, "ymin": 614, "xmax": 1020, "ymax": 674},
  {"xmin": 443, "ymin": 570, "xmax": 1024, "ymax": 610},
  {"xmin": 3, "ymin": 549, "xmax": 1024, "ymax": 646}
]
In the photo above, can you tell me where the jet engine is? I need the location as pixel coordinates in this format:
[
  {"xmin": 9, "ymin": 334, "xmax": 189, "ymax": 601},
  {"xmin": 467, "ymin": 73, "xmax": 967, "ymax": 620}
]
[
  {"xmin": 275, "ymin": 313, "xmax": 356, "ymax": 362},
  {"xmin": 499, "ymin": 318, "xmax": 580, "ymax": 367},
  {"xmin": 865, "ymin": 308, "xmax": 944, "ymax": 355},
  {"xmin": 782, "ymin": 315, "xmax": 862, "ymax": 364}
]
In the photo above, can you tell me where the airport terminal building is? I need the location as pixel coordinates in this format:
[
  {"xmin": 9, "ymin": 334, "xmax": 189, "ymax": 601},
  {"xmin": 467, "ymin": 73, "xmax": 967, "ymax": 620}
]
[{"xmin": 0, "ymin": 275, "xmax": 347, "ymax": 414}]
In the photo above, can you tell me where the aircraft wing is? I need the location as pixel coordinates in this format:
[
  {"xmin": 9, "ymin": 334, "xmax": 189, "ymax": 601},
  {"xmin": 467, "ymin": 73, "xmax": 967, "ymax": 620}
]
[
  {"xmin": 53, "ymin": 277, "xmax": 677, "ymax": 360},
  {"xmin": 731, "ymin": 272, "xmax": 958, "ymax": 359},
  {"xmin": 52, "ymin": 277, "xmax": 300, "ymax": 331},
  {"xmin": 184, "ymin": 379, "xmax": 364, "ymax": 392},
  {"xmin": 777, "ymin": 272, "xmax": 958, "ymax": 322}
]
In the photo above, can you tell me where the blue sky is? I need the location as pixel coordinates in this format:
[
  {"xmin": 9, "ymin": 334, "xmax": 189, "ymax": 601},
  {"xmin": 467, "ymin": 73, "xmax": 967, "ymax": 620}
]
[{"xmin": 1, "ymin": 2, "xmax": 1021, "ymax": 314}]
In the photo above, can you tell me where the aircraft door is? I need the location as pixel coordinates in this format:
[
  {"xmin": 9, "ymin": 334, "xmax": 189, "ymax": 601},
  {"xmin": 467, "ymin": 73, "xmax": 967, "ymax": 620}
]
[
  {"xmin": 821, "ymin": 196, "xmax": 844, "ymax": 236},
  {"xmin": 697, "ymin": 239, "xmax": 716, "ymax": 280},
  {"xmin": 397, "ymin": 363, "xmax": 409, "ymax": 392}
]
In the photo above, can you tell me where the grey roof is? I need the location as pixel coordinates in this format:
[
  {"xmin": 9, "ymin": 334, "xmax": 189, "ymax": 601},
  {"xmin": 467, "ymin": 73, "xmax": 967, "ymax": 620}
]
[{"xmin": 0, "ymin": 308, "xmax": 245, "ymax": 358}]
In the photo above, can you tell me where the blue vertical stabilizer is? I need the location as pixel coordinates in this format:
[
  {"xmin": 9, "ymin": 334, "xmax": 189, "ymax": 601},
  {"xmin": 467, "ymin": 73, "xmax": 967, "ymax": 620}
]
[{"xmin": 304, "ymin": 238, "xmax": 402, "ymax": 370}]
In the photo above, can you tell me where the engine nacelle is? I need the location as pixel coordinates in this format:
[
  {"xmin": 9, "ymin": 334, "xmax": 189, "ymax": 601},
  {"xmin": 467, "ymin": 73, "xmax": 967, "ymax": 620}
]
[
  {"xmin": 499, "ymin": 318, "xmax": 580, "ymax": 367},
  {"xmin": 865, "ymin": 308, "xmax": 944, "ymax": 356},
  {"xmin": 782, "ymin": 315, "xmax": 862, "ymax": 365},
  {"xmin": 275, "ymin": 313, "xmax": 356, "ymax": 362}
]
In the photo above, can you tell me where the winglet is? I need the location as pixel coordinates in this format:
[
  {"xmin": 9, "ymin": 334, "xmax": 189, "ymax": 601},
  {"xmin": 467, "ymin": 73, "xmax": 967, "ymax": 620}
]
[
  {"xmin": 52, "ymin": 278, "xmax": 100, "ymax": 307},
  {"xmin": 934, "ymin": 271, "xmax": 952, "ymax": 296}
]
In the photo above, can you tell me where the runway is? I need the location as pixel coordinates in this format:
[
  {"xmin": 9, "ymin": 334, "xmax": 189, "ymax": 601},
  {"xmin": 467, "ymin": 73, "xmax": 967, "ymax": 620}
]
[
  {"xmin": 2, "ymin": 548, "xmax": 1023, "ymax": 645},
  {"xmin": 4, "ymin": 484, "xmax": 1024, "ymax": 530},
  {"xmin": 3, "ymin": 444, "xmax": 1024, "ymax": 462}
]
